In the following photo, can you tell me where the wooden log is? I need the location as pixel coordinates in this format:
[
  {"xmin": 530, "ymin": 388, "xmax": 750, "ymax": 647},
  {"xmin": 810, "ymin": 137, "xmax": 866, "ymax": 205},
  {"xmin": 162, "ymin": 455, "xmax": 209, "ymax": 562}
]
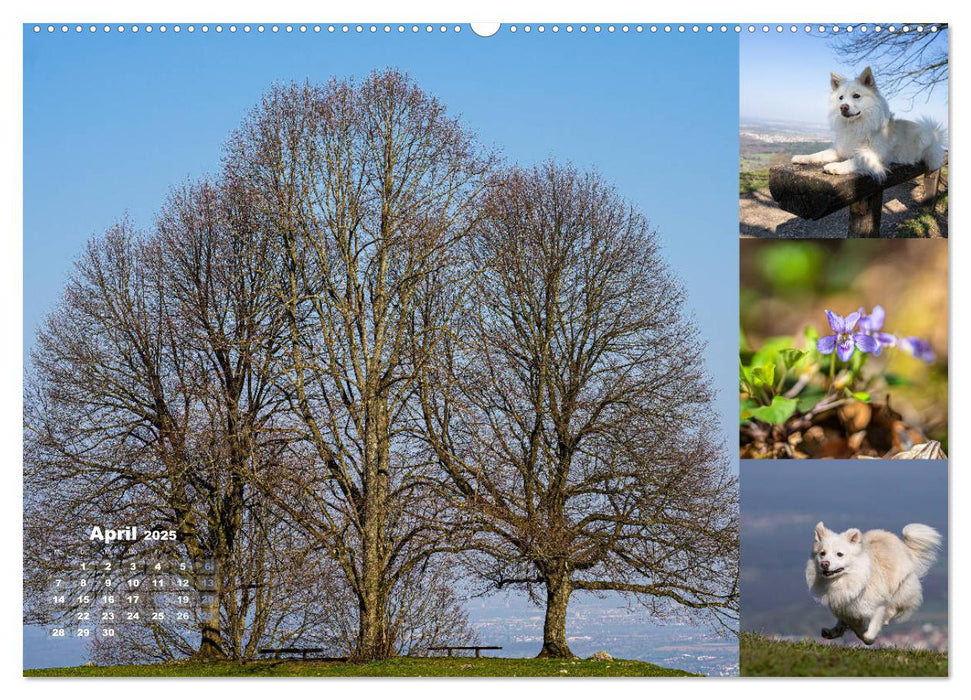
[
  {"xmin": 848, "ymin": 192, "xmax": 882, "ymax": 238},
  {"xmin": 768, "ymin": 161, "xmax": 930, "ymax": 221},
  {"xmin": 922, "ymin": 170, "xmax": 941, "ymax": 204}
]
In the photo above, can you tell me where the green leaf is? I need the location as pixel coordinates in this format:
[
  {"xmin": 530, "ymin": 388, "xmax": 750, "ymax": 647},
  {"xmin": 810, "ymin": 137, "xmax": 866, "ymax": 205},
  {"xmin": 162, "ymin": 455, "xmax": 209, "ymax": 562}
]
[
  {"xmin": 751, "ymin": 364, "xmax": 775, "ymax": 388},
  {"xmin": 739, "ymin": 398, "xmax": 758, "ymax": 422},
  {"xmin": 750, "ymin": 336, "xmax": 794, "ymax": 369},
  {"xmin": 852, "ymin": 391, "xmax": 871, "ymax": 403},
  {"xmin": 797, "ymin": 391, "xmax": 827, "ymax": 414},
  {"xmin": 749, "ymin": 396, "xmax": 799, "ymax": 425},
  {"xmin": 778, "ymin": 348, "xmax": 806, "ymax": 368},
  {"xmin": 739, "ymin": 361, "xmax": 752, "ymax": 382}
]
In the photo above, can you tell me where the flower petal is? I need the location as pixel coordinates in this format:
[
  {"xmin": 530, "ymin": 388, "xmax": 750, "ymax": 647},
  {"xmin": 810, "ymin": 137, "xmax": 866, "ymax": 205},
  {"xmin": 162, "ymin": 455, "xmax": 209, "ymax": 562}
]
[
  {"xmin": 817, "ymin": 334, "xmax": 837, "ymax": 354},
  {"xmin": 825, "ymin": 310, "xmax": 845, "ymax": 333},
  {"xmin": 869, "ymin": 305, "xmax": 885, "ymax": 330},
  {"xmin": 902, "ymin": 337, "xmax": 936, "ymax": 363},
  {"xmin": 837, "ymin": 338, "xmax": 855, "ymax": 362},
  {"xmin": 853, "ymin": 333, "xmax": 880, "ymax": 354},
  {"xmin": 843, "ymin": 311, "xmax": 861, "ymax": 332},
  {"xmin": 875, "ymin": 332, "xmax": 896, "ymax": 347}
]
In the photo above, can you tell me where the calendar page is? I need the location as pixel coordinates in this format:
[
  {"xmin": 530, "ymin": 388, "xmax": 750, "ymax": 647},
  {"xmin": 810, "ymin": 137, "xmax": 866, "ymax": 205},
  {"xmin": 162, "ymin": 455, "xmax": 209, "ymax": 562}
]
[{"xmin": 20, "ymin": 16, "xmax": 949, "ymax": 681}]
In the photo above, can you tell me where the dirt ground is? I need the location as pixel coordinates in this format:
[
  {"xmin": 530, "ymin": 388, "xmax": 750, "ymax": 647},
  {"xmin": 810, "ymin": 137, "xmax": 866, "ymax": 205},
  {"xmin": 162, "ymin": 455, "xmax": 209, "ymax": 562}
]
[{"xmin": 740, "ymin": 176, "xmax": 948, "ymax": 239}]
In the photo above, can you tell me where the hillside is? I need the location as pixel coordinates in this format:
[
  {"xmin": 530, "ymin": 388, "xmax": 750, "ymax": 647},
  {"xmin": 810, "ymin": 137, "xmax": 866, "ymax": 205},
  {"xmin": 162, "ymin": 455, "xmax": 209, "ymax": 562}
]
[
  {"xmin": 740, "ymin": 633, "xmax": 947, "ymax": 677},
  {"xmin": 25, "ymin": 656, "xmax": 698, "ymax": 678}
]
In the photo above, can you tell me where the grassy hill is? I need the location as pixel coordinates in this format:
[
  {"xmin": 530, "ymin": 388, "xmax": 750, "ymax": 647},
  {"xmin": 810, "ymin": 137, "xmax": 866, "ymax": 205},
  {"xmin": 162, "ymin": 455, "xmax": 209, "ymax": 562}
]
[
  {"xmin": 738, "ymin": 134, "xmax": 831, "ymax": 195},
  {"xmin": 740, "ymin": 633, "xmax": 947, "ymax": 677},
  {"xmin": 25, "ymin": 656, "xmax": 698, "ymax": 678},
  {"xmin": 739, "ymin": 136, "xmax": 830, "ymax": 173}
]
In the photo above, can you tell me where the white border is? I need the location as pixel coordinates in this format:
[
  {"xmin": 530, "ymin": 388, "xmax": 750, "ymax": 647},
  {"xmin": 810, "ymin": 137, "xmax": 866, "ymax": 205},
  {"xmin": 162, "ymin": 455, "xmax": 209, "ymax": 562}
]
[{"xmin": 4, "ymin": 1, "xmax": 962, "ymax": 698}]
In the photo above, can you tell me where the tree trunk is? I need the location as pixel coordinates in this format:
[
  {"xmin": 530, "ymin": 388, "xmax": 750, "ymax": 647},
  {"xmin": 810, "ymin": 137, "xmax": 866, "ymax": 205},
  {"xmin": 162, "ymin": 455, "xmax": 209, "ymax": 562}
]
[
  {"xmin": 197, "ymin": 608, "xmax": 225, "ymax": 659},
  {"xmin": 354, "ymin": 586, "xmax": 388, "ymax": 662},
  {"xmin": 196, "ymin": 560, "xmax": 226, "ymax": 659},
  {"xmin": 181, "ymin": 524, "xmax": 227, "ymax": 660},
  {"xmin": 848, "ymin": 192, "xmax": 883, "ymax": 238},
  {"xmin": 351, "ymin": 398, "xmax": 391, "ymax": 662},
  {"xmin": 537, "ymin": 572, "xmax": 574, "ymax": 658}
]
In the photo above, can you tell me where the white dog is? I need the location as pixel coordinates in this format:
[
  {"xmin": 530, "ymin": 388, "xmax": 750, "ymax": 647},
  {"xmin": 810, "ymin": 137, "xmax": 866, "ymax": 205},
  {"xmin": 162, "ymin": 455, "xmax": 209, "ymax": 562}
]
[
  {"xmin": 806, "ymin": 521, "xmax": 940, "ymax": 645},
  {"xmin": 791, "ymin": 67, "xmax": 944, "ymax": 182}
]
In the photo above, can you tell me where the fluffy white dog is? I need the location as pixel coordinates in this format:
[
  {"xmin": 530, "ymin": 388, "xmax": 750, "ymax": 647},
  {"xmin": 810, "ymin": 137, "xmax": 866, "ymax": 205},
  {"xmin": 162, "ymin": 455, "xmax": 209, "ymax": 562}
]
[
  {"xmin": 791, "ymin": 67, "xmax": 945, "ymax": 182},
  {"xmin": 806, "ymin": 521, "xmax": 941, "ymax": 645}
]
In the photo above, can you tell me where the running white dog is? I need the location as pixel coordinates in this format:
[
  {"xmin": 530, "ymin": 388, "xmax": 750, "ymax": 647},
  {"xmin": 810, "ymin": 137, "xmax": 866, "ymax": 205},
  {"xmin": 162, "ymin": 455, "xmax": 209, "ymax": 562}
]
[
  {"xmin": 791, "ymin": 67, "xmax": 945, "ymax": 182},
  {"xmin": 806, "ymin": 521, "xmax": 941, "ymax": 645}
]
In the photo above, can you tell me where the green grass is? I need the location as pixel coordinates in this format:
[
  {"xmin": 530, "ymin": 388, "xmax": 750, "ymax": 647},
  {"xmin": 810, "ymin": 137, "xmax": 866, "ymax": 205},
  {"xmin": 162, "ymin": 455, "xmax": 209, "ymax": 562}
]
[
  {"xmin": 24, "ymin": 656, "xmax": 698, "ymax": 678},
  {"xmin": 897, "ymin": 211, "xmax": 940, "ymax": 238},
  {"xmin": 738, "ymin": 139, "xmax": 830, "ymax": 176},
  {"xmin": 740, "ymin": 169, "xmax": 770, "ymax": 195},
  {"xmin": 740, "ymin": 633, "xmax": 948, "ymax": 677},
  {"xmin": 740, "ymin": 154, "xmax": 781, "ymax": 172},
  {"xmin": 897, "ymin": 191, "xmax": 948, "ymax": 238}
]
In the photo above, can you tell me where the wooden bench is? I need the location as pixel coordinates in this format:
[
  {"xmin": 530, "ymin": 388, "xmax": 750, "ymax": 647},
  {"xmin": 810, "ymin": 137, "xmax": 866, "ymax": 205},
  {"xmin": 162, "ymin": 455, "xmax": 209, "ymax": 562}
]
[
  {"xmin": 428, "ymin": 645, "xmax": 503, "ymax": 658},
  {"xmin": 257, "ymin": 646, "xmax": 326, "ymax": 660},
  {"xmin": 768, "ymin": 161, "xmax": 941, "ymax": 238}
]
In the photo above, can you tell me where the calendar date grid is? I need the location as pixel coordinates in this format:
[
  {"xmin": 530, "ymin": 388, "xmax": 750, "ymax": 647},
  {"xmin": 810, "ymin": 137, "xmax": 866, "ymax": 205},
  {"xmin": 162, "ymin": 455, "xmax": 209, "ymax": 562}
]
[{"xmin": 47, "ymin": 558, "xmax": 217, "ymax": 641}]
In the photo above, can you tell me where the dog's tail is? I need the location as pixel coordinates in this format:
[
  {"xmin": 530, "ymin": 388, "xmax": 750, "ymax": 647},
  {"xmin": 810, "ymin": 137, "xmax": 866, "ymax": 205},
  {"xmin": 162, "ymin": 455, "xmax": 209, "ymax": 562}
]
[
  {"xmin": 917, "ymin": 117, "xmax": 947, "ymax": 172},
  {"xmin": 902, "ymin": 523, "xmax": 941, "ymax": 577}
]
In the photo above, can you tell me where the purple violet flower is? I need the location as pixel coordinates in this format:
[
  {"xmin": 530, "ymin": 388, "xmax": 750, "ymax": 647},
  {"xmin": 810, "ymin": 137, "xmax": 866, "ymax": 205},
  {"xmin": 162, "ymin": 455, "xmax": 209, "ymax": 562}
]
[
  {"xmin": 817, "ymin": 309, "xmax": 880, "ymax": 362},
  {"xmin": 899, "ymin": 337, "xmax": 936, "ymax": 363},
  {"xmin": 857, "ymin": 305, "xmax": 897, "ymax": 356}
]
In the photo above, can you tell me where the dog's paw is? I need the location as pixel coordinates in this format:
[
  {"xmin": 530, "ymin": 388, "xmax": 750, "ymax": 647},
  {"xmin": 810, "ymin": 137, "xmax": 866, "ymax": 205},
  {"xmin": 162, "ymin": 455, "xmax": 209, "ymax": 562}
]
[
  {"xmin": 791, "ymin": 155, "xmax": 810, "ymax": 165},
  {"xmin": 823, "ymin": 162, "xmax": 853, "ymax": 176},
  {"xmin": 861, "ymin": 635, "xmax": 876, "ymax": 646},
  {"xmin": 821, "ymin": 627, "xmax": 843, "ymax": 640}
]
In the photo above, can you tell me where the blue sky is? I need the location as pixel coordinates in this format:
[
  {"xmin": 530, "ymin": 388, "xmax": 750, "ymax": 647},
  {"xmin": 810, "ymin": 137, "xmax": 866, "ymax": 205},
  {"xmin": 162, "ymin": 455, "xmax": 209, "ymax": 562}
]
[
  {"xmin": 24, "ymin": 26, "xmax": 740, "ymax": 441},
  {"xmin": 23, "ymin": 26, "xmax": 740, "ymax": 669},
  {"xmin": 740, "ymin": 29, "xmax": 948, "ymax": 126}
]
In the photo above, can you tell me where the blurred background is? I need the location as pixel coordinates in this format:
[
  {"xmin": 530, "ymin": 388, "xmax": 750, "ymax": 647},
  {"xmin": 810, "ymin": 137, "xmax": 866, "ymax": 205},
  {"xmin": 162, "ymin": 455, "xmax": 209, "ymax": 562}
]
[
  {"xmin": 740, "ymin": 460, "xmax": 948, "ymax": 652},
  {"xmin": 740, "ymin": 239, "xmax": 948, "ymax": 448}
]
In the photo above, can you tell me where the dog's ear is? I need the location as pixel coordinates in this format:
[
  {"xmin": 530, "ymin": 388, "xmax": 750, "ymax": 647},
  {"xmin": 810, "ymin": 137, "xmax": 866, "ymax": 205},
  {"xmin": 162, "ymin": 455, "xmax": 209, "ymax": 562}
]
[
  {"xmin": 858, "ymin": 66, "xmax": 876, "ymax": 88},
  {"xmin": 845, "ymin": 528, "xmax": 862, "ymax": 543},
  {"xmin": 830, "ymin": 72, "xmax": 846, "ymax": 91},
  {"xmin": 815, "ymin": 522, "xmax": 827, "ymax": 541}
]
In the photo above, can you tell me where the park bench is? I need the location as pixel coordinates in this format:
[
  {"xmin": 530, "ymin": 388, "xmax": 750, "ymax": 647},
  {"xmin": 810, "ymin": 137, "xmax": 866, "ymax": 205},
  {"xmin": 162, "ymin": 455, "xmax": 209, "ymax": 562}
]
[
  {"xmin": 428, "ymin": 645, "xmax": 503, "ymax": 658},
  {"xmin": 768, "ymin": 161, "xmax": 942, "ymax": 238},
  {"xmin": 257, "ymin": 646, "xmax": 327, "ymax": 660}
]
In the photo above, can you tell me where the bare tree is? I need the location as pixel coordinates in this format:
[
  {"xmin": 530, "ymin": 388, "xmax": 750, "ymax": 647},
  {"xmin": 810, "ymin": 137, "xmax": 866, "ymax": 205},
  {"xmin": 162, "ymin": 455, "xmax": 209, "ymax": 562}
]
[
  {"xmin": 831, "ymin": 24, "xmax": 948, "ymax": 105},
  {"xmin": 154, "ymin": 178, "xmax": 293, "ymax": 657},
  {"xmin": 83, "ymin": 488, "xmax": 357, "ymax": 665},
  {"xmin": 284, "ymin": 548, "xmax": 478, "ymax": 657},
  {"xmin": 223, "ymin": 70, "xmax": 491, "ymax": 661},
  {"xmin": 418, "ymin": 162, "xmax": 739, "ymax": 658},
  {"xmin": 24, "ymin": 223, "xmax": 202, "ymax": 639},
  {"xmin": 23, "ymin": 176, "xmax": 298, "ymax": 659},
  {"xmin": 25, "ymin": 71, "xmax": 736, "ymax": 669}
]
